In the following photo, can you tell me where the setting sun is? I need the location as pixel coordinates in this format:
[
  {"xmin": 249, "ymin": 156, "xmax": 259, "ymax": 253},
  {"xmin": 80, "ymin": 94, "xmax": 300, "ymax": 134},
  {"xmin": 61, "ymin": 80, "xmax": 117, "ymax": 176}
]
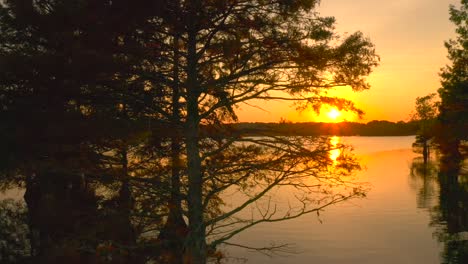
[
  {"xmin": 327, "ymin": 108, "xmax": 341, "ymax": 120},
  {"xmin": 306, "ymin": 105, "xmax": 358, "ymax": 123}
]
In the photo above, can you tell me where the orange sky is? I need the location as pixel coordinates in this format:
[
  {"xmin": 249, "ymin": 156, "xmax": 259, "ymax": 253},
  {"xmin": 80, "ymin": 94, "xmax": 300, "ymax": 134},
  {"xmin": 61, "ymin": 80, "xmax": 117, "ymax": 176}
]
[{"xmin": 236, "ymin": 0, "xmax": 459, "ymax": 123}]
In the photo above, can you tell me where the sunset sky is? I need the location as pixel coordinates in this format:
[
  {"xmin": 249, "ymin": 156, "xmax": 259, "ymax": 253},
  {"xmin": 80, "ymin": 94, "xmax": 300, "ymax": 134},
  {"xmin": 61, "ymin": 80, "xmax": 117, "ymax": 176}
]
[{"xmin": 236, "ymin": 0, "xmax": 459, "ymax": 123}]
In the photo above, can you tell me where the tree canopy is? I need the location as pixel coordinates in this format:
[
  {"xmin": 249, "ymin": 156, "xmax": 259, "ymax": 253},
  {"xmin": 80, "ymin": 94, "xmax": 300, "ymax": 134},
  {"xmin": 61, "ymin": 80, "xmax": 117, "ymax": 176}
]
[
  {"xmin": 0, "ymin": 1, "xmax": 379, "ymax": 263},
  {"xmin": 437, "ymin": 0, "xmax": 468, "ymax": 160},
  {"xmin": 411, "ymin": 93, "xmax": 439, "ymax": 163}
]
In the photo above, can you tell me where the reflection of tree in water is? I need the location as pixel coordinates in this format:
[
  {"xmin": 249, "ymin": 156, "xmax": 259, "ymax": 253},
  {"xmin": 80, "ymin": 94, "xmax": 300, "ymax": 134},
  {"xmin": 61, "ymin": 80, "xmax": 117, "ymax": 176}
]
[
  {"xmin": 409, "ymin": 157, "xmax": 439, "ymax": 209},
  {"xmin": 434, "ymin": 162, "xmax": 468, "ymax": 264},
  {"xmin": 410, "ymin": 157, "xmax": 468, "ymax": 263}
]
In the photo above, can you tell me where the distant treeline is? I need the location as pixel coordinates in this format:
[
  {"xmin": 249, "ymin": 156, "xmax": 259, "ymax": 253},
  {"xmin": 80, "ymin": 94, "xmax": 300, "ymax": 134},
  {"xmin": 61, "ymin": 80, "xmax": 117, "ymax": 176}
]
[{"xmin": 228, "ymin": 120, "xmax": 419, "ymax": 136}]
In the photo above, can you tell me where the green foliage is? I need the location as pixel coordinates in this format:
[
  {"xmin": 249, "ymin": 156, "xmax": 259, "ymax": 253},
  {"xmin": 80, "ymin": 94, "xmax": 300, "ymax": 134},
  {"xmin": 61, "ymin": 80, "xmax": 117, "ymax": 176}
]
[
  {"xmin": 412, "ymin": 93, "xmax": 439, "ymax": 139},
  {"xmin": 437, "ymin": 0, "xmax": 468, "ymax": 157},
  {"xmin": 411, "ymin": 93, "xmax": 439, "ymax": 161},
  {"xmin": 0, "ymin": 199, "xmax": 30, "ymax": 263},
  {"xmin": 412, "ymin": 93, "xmax": 439, "ymax": 121}
]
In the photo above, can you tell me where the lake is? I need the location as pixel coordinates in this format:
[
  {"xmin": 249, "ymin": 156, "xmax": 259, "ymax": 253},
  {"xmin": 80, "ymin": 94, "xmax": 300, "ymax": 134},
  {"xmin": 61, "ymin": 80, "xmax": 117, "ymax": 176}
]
[
  {"xmin": 222, "ymin": 136, "xmax": 467, "ymax": 264},
  {"xmin": 1, "ymin": 136, "xmax": 466, "ymax": 263}
]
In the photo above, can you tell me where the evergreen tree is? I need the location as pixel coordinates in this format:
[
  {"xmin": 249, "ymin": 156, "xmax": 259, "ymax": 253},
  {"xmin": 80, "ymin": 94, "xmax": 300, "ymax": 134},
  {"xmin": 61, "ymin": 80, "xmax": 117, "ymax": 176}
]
[
  {"xmin": 0, "ymin": 1, "xmax": 163, "ymax": 261},
  {"xmin": 437, "ymin": 0, "xmax": 468, "ymax": 161}
]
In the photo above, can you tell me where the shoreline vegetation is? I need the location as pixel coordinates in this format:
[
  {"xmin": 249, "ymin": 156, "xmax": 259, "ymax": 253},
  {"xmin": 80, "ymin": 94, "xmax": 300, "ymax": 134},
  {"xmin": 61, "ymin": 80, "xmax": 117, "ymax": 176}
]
[{"xmin": 226, "ymin": 120, "xmax": 419, "ymax": 137}]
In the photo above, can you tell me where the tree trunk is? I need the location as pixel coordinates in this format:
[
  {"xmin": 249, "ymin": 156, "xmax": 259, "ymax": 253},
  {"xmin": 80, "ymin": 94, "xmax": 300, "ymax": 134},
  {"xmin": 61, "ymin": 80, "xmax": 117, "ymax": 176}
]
[
  {"xmin": 24, "ymin": 172, "xmax": 39, "ymax": 257},
  {"xmin": 423, "ymin": 140, "xmax": 428, "ymax": 164},
  {"xmin": 157, "ymin": 31, "xmax": 187, "ymax": 264},
  {"xmin": 185, "ymin": 1, "xmax": 206, "ymax": 262},
  {"xmin": 116, "ymin": 145, "xmax": 143, "ymax": 264},
  {"xmin": 440, "ymin": 139, "xmax": 462, "ymax": 169},
  {"xmin": 185, "ymin": 113, "xmax": 206, "ymax": 264},
  {"xmin": 169, "ymin": 31, "xmax": 184, "ymax": 235}
]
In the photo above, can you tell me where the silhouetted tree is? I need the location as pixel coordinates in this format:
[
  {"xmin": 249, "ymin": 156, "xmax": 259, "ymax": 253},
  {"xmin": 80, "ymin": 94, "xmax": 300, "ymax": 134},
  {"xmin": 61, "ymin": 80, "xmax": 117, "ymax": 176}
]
[
  {"xmin": 437, "ymin": 0, "xmax": 468, "ymax": 162},
  {"xmin": 411, "ymin": 93, "xmax": 439, "ymax": 163},
  {"xmin": 0, "ymin": 1, "xmax": 380, "ymax": 263},
  {"xmin": 0, "ymin": 1, "xmax": 165, "ymax": 262},
  {"xmin": 149, "ymin": 1, "xmax": 378, "ymax": 263}
]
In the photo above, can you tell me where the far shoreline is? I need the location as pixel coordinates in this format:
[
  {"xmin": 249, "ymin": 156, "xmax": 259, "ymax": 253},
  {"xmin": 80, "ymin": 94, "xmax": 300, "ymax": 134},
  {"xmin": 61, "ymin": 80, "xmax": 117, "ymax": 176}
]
[{"xmin": 223, "ymin": 120, "xmax": 419, "ymax": 137}]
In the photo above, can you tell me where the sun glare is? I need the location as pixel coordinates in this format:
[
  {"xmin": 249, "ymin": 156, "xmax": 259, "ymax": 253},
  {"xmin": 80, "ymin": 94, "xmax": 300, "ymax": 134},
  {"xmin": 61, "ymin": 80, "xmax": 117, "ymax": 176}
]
[{"xmin": 327, "ymin": 108, "xmax": 341, "ymax": 120}]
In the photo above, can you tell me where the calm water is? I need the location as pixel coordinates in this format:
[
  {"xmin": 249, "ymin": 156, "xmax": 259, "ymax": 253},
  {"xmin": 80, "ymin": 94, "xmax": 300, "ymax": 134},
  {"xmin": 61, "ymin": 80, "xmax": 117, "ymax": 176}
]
[
  {"xmin": 223, "ymin": 136, "xmax": 467, "ymax": 264},
  {"xmin": 1, "ymin": 136, "xmax": 466, "ymax": 263}
]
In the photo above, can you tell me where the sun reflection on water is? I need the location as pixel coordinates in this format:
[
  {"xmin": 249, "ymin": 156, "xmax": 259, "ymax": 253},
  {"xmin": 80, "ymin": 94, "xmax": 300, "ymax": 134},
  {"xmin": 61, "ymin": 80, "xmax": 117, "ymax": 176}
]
[{"xmin": 329, "ymin": 136, "xmax": 341, "ymax": 164}]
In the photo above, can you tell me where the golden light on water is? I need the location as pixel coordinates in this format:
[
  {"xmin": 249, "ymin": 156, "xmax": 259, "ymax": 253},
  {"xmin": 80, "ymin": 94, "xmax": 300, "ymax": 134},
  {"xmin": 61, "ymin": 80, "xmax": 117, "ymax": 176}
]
[{"xmin": 329, "ymin": 136, "xmax": 341, "ymax": 164}]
